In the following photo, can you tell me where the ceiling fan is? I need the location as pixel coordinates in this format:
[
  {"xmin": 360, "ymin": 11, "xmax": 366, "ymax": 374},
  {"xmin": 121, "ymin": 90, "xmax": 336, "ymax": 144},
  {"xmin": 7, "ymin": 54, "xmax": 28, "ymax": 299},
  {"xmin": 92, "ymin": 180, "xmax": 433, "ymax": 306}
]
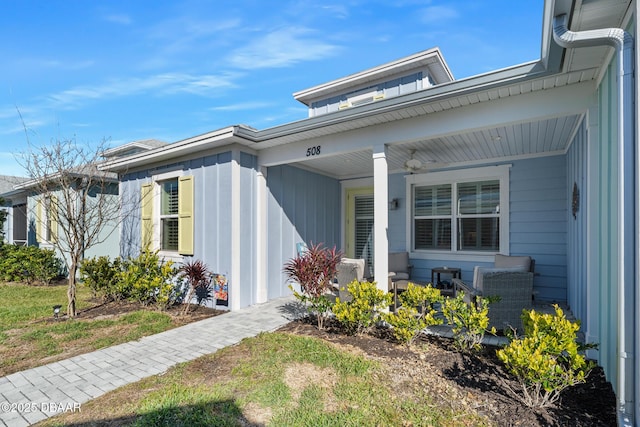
[{"xmin": 404, "ymin": 149, "xmax": 442, "ymax": 173}]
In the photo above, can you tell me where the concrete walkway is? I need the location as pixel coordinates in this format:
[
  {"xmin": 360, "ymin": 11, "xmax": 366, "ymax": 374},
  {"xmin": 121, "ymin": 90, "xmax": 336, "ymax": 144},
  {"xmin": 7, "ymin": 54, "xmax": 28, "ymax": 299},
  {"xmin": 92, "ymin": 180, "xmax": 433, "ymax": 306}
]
[{"xmin": 0, "ymin": 296, "xmax": 300, "ymax": 427}]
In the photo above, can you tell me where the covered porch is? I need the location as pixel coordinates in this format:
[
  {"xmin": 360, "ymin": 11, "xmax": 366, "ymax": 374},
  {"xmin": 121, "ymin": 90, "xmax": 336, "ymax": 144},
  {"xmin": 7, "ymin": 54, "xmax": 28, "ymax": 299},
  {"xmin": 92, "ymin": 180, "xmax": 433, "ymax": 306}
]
[{"xmin": 259, "ymin": 77, "xmax": 590, "ymax": 319}]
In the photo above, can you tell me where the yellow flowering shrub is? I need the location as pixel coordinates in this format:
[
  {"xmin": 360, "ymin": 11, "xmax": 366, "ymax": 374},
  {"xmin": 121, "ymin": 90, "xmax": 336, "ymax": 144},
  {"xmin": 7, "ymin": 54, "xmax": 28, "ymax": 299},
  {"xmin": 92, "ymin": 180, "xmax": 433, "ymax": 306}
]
[{"xmin": 496, "ymin": 305, "xmax": 596, "ymax": 408}]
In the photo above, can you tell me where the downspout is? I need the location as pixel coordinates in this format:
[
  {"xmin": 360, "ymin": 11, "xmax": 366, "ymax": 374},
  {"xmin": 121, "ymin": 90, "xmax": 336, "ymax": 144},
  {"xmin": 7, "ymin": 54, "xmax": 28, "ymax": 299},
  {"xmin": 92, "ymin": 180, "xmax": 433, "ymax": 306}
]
[{"xmin": 553, "ymin": 14, "xmax": 636, "ymax": 426}]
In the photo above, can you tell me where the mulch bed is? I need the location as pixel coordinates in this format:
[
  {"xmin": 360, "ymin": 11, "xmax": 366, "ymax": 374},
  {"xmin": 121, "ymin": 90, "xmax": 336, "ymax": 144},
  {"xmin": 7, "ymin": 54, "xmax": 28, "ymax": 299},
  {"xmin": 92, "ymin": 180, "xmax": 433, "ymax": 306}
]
[{"xmin": 278, "ymin": 318, "xmax": 617, "ymax": 427}]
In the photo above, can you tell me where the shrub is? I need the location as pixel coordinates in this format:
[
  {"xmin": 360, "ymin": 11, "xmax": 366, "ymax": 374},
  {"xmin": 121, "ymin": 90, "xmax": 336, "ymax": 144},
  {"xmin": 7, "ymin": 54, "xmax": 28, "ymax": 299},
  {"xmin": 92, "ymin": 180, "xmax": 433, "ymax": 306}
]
[
  {"xmin": 117, "ymin": 250, "xmax": 179, "ymax": 308},
  {"xmin": 332, "ymin": 280, "xmax": 392, "ymax": 335},
  {"xmin": 0, "ymin": 244, "xmax": 64, "ymax": 284},
  {"xmin": 178, "ymin": 259, "xmax": 212, "ymax": 315},
  {"xmin": 442, "ymin": 292, "xmax": 496, "ymax": 352},
  {"xmin": 283, "ymin": 243, "xmax": 342, "ymax": 329},
  {"xmin": 80, "ymin": 256, "xmax": 122, "ymax": 301},
  {"xmin": 496, "ymin": 305, "xmax": 596, "ymax": 408},
  {"xmin": 384, "ymin": 283, "xmax": 443, "ymax": 345}
]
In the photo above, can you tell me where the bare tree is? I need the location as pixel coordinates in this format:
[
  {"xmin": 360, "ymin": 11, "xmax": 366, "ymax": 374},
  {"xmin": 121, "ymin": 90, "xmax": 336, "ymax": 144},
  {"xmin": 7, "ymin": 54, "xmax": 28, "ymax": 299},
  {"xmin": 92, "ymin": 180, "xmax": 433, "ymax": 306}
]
[{"xmin": 20, "ymin": 138, "xmax": 123, "ymax": 317}]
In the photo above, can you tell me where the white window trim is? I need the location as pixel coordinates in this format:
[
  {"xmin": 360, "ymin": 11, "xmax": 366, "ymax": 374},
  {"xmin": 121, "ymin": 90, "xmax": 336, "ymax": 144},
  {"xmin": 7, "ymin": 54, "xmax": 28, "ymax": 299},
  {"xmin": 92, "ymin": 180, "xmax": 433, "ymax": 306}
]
[
  {"xmin": 405, "ymin": 165, "xmax": 511, "ymax": 263},
  {"xmin": 150, "ymin": 170, "xmax": 184, "ymax": 262}
]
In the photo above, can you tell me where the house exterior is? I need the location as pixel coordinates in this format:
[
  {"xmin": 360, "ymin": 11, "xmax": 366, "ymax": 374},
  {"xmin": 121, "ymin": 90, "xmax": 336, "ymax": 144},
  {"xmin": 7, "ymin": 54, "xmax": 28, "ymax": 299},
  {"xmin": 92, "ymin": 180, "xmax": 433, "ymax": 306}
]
[
  {"xmin": 0, "ymin": 139, "xmax": 167, "ymax": 265},
  {"xmin": 0, "ymin": 175, "xmax": 29, "ymax": 244},
  {"xmin": 102, "ymin": 1, "xmax": 639, "ymax": 424}
]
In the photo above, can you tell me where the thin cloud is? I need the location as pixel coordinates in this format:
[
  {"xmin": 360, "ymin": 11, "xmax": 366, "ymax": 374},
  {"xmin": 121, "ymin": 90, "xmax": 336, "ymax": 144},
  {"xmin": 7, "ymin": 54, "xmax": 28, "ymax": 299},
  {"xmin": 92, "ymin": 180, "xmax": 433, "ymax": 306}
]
[
  {"xmin": 227, "ymin": 27, "xmax": 340, "ymax": 69},
  {"xmin": 10, "ymin": 58, "xmax": 94, "ymax": 71},
  {"xmin": 45, "ymin": 72, "xmax": 239, "ymax": 109},
  {"xmin": 209, "ymin": 101, "xmax": 273, "ymax": 112},
  {"xmin": 418, "ymin": 5, "xmax": 459, "ymax": 24},
  {"xmin": 103, "ymin": 13, "xmax": 132, "ymax": 25}
]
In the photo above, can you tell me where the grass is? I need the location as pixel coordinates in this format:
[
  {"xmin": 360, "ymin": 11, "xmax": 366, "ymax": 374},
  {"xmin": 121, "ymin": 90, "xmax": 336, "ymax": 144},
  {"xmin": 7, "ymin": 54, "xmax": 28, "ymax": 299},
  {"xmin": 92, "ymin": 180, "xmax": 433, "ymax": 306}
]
[
  {"xmin": 0, "ymin": 283, "xmax": 200, "ymax": 376},
  {"xmin": 37, "ymin": 332, "xmax": 483, "ymax": 427}
]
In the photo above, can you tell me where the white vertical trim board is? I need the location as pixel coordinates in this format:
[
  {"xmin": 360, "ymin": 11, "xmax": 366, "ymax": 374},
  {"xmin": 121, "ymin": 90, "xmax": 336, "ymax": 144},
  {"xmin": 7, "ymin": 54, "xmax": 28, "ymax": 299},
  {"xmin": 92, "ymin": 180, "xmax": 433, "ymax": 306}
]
[{"xmin": 372, "ymin": 145, "xmax": 389, "ymax": 293}]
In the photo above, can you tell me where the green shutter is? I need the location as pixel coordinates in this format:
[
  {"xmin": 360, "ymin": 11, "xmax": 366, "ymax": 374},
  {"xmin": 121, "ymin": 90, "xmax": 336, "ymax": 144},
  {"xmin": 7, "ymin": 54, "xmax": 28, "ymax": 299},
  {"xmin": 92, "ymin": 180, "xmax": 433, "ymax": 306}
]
[
  {"xmin": 141, "ymin": 183, "xmax": 153, "ymax": 249},
  {"xmin": 178, "ymin": 176, "xmax": 194, "ymax": 255},
  {"xmin": 50, "ymin": 195, "xmax": 59, "ymax": 243}
]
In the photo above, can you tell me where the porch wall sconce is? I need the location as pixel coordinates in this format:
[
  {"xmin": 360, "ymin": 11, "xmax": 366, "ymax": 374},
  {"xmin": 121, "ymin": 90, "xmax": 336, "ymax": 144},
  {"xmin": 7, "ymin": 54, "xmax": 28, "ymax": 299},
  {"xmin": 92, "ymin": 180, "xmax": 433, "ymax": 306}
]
[
  {"xmin": 53, "ymin": 305, "xmax": 62, "ymax": 320},
  {"xmin": 389, "ymin": 198, "xmax": 399, "ymax": 210}
]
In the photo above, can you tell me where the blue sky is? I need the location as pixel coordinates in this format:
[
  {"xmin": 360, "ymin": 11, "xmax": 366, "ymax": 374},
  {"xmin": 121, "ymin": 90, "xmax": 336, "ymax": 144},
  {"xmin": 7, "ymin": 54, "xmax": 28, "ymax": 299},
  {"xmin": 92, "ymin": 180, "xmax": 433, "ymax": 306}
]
[{"xmin": 1, "ymin": 0, "xmax": 543, "ymax": 177}]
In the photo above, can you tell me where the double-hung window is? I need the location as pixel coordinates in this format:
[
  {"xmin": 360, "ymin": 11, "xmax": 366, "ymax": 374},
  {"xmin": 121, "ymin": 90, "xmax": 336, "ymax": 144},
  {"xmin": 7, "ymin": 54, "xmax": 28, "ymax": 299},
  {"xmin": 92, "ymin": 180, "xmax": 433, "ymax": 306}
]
[
  {"xmin": 160, "ymin": 179, "xmax": 179, "ymax": 251},
  {"xmin": 141, "ymin": 174, "xmax": 194, "ymax": 256},
  {"xmin": 408, "ymin": 166, "xmax": 509, "ymax": 256}
]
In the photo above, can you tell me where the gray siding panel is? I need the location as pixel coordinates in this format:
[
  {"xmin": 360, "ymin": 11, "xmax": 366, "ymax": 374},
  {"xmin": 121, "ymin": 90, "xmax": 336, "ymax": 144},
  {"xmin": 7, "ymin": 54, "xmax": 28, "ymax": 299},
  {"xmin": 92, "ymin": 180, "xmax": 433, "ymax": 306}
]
[
  {"xmin": 119, "ymin": 152, "xmax": 250, "ymax": 308},
  {"xmin": 388, "ymin": 173, "xmax": 407, "ymax": 252},
  {"xmin": 510, "ymin": 156, "xmax": 567, "ymax": 302},
  {"xmin": 266, "ymin": 165, "xmax": 341, "ymax": 300}
]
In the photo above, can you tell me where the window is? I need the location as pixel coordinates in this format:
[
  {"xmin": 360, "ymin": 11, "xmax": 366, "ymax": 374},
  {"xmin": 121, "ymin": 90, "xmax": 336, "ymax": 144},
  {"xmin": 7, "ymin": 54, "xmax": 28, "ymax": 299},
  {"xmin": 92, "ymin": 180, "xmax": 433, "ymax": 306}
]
[
  {"xmin": 36, "ymin": 196, "xmax": 58, "ymax": 243},
  {"xmin": 160, "ymin": 179, "xmax": 179, "ymax": 251},
  {"xmin": 414, "ymin": 184, "xmax": 452, "ymax": 250},
  {"xmin": 141, "ymin": 175, "xmax": 194, "ymax": 255},
  {"xmin": 457, "ymin": 181, "xmax": 500, "ymax": 251},
  {"xmin": 408, "ymin": 166, "xmax": 509, "ymax": 255}
]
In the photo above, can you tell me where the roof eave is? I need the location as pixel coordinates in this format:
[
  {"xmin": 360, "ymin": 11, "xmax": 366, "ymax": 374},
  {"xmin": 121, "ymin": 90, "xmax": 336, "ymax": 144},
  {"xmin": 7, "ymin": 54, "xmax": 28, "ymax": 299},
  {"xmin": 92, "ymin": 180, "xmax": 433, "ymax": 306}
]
[
  {"xmin": 292, "ymin": 47, "xmax": 455, "ymax": 106},
  {"xmin": 238, "ymin": 59, "xmax": 552, "ymax": 143},
  {"xmin": 100, "ymin": 126, "xmax": 259, "ymax": 172}
]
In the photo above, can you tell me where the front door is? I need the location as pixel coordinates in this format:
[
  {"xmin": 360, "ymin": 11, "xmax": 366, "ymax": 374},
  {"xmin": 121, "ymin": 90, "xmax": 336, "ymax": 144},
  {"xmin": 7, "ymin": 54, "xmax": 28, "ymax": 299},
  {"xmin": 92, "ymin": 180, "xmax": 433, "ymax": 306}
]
[{"xmin": 345, "ymin": 188, "xmax": 374, "ymax": 277}]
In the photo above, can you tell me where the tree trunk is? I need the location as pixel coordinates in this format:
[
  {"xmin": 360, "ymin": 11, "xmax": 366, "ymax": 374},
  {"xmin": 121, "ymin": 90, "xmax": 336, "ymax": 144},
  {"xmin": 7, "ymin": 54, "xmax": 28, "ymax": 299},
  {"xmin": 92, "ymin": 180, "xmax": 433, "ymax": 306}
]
[{"xmin": 67, "ymin": 261, "xmax": 77, "ymax": 318}]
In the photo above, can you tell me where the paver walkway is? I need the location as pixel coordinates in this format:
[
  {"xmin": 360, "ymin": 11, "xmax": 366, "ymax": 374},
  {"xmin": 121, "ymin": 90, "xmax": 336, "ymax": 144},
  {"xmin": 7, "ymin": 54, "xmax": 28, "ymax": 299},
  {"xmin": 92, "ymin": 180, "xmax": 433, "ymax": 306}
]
[{"xmin": 0, "ymin": 296, "xmax": 299, "ymax": 427}]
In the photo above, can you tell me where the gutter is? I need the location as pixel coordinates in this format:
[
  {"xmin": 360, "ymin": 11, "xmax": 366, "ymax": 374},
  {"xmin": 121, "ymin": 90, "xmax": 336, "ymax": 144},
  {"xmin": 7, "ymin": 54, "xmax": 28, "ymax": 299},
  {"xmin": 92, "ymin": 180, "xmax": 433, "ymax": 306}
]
[{"xmin": 553, "ymin": 13, "xmax": 636, "ymax": 426}]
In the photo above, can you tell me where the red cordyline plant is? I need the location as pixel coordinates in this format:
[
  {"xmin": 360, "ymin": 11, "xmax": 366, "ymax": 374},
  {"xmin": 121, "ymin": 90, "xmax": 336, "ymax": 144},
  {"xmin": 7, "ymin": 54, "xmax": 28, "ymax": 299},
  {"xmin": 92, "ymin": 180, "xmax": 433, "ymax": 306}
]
[
  {"xmin": 283, "ymin": 242, "xmax": 342, "ymax": 329},
  {"xmin": 178, "ymin": 259, "xmax": 212, "ymax": 315}
]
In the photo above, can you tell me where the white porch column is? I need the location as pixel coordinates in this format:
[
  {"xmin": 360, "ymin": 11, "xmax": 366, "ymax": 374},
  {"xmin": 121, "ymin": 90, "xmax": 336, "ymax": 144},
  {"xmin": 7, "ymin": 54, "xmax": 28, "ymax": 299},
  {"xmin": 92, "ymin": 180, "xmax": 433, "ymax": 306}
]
[
  {"xmin": 373, "ymin": 145, "xmax": 389, "ymax": 293},
  {"xmin": 255, "ymin": 165, "xmax": 268, "ymax": 304}
]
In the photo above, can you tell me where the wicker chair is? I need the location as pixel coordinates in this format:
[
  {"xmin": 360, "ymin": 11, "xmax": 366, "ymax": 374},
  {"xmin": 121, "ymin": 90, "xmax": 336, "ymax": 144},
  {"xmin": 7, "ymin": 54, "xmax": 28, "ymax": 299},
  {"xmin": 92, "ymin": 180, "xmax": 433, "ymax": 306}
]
[
  {"xmin": 335, "ymin": 259, "xmax": 365, "ymax": 302},
  {"xmin": 452, "ymin": 255, "xmax": 535, "ymax": 331}
]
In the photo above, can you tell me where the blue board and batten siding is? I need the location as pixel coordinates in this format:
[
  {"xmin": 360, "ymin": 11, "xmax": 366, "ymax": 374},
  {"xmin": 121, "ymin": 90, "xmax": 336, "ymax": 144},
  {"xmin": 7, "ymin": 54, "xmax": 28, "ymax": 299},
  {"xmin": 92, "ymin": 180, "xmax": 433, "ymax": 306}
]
[
  {"xmin": 566, "ymin": 118, "xmax": 588, "ymax": 328},
  {"xmin": 590, "ymin": 58, "xmax": 620, "ymax": 386},
  {"xmin": 510, "ymin": 156, "xmax": 567, "ymax": 302},
  {"xmin": 119, "ymin": 151, "xmax": 260, "ymax": 309},
  {"xmin": 266, "ymin": 165, "xmax": 341, "ymax": 299},
  {"xmin": 389, "ymin": 156, "xmax": 568, "ymax": 303}
]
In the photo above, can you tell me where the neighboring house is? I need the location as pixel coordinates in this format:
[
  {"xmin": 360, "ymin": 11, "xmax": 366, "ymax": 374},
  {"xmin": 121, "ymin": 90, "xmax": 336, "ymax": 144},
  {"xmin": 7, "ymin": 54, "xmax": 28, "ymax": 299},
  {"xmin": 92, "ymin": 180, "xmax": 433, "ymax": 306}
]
[
  {"xmin": 0, "ymin": 140, "xmax": 167, "ymax": 264},
  {"xmin": 0, "ymin": 175, "xmax": 30, "ymax": 244},
  {"xmin": 102, "ymin": 1, "xmax": 638, "ymax": 424}
]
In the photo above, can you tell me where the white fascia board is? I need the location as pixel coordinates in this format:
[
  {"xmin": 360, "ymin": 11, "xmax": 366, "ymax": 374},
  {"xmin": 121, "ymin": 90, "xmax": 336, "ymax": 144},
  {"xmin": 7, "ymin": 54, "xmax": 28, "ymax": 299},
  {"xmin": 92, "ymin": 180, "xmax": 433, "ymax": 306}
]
[
  {"xmin": 102, "ymin": 139, "xmax": 167, "ymax": 157},
  {"xmin": 100, "ymin": 126, "xmax": 257, "ymax": 172},
  {"xmin": 258, "ymin": 79, "xmax": 594, "ymax": 168},
  {"xmin": 293, "ymin": 47, "xmax": 453, "ymax": 105},
  {"xmin": 13, "ymin": 171, "xmax": 118, "ymax": 192},
  {"xmin": 246, "ymin": 61, "xmax": 547, "ymax": 144}
]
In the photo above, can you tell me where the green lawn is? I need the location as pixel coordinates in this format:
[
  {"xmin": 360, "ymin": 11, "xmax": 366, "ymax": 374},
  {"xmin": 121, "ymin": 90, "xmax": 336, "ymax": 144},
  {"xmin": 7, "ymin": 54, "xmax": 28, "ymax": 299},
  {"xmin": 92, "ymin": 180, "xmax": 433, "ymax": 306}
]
[
  {"xmin": 0, "ymin": 283, "xmax": 191, "ymax": 376},
  {"xmin": 39, "ymin": 332, "xmax": 485, "ymax": 426}
]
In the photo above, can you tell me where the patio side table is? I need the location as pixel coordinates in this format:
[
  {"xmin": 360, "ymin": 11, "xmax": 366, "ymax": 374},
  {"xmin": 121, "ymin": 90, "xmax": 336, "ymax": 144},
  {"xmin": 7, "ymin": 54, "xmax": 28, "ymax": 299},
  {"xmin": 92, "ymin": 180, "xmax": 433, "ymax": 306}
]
[{"xmin": 431, "ymin": 267, "xmax": 461, "ymax": 297}]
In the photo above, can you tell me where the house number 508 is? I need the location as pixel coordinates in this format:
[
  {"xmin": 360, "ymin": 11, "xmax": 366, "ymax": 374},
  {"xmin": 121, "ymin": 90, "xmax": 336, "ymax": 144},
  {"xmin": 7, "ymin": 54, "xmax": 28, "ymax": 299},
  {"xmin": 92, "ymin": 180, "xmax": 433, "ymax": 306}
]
[{"xmin": 306, "ymin": 146, "xmax": 321, "ymax": 157}]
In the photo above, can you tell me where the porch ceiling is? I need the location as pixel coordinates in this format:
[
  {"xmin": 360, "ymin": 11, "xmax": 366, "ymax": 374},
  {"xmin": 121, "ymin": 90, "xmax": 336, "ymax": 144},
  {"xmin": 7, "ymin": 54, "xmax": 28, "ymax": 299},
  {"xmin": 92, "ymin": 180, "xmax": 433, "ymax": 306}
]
[{"xmin": 292, "ymin": 113, "xmax": 582, "ymax": 180}]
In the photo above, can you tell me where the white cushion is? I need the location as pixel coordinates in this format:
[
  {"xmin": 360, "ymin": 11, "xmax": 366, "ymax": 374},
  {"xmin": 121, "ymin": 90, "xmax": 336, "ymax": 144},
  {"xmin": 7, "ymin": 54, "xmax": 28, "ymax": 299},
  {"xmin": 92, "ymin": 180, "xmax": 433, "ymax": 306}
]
[
  {"xmin": 388, "ymin": 252, "xmax": 410, "ymax": 274},
  {"xmin": 494, "ymin": 254, "xmax": 531, "ymax": 271},
  {"xmin": 341, "ymin": 258, "xmax": 365, "ymax": 282},
  {"xmin": 392, "ymin": 272, "xmax": 410, "ymax": 281},
  {"xmin": 473, "ymin": 266, "xmax": 528, "ymax": 292}
]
